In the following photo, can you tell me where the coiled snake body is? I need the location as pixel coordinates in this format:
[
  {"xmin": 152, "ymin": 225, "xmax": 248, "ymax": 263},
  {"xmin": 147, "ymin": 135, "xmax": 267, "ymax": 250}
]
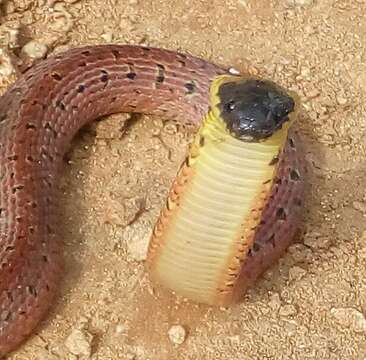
[{"xmin": 0, "ymin": 45, "xmax": 305, "ymax": 356}]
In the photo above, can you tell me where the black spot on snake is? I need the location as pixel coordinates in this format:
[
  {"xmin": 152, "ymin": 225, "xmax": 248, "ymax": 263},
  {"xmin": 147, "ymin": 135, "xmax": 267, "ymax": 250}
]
[
  {"xmin": 275, "ymin": 177, "xmax": 282, "ymax": 185},
  {"xmin": 111, "ymin": 49, "xmax": 121, "ymax": 59},
  {"xmin": 26, "ymin": 286, "xmax": 37, "ymax": 297},
  {"xmin": 290, "ymin": 169, "xmax": 301, "ymax": 181},
  {"xmin": 269, "ymin": 156, "xmax": 279, "ymax": 166},
  {"xmin": 26, "ymin": 155, "xmax": 34, "ymax": 162},
  {"xmin": 184, "ymin": 81, "xmax": 196, "ymax": 94},
  {"xmin": 56, "ymin": 100, "xmax": 66, "ymax": 110},
  {"xmin": 276, "ymin": 207, "xmax": 287, "ymax": 221},
  {"xmin": 44, "ymin": 122, "xmax": 58, "ymax": 139},
  {"xmin": 127, "ymin": 72, "xmax": 137, "ymax": 80},
  {"xmin": 7, "ymin": 155, "xmax": 18, "ymax": 161},
  {"xmin": 51, "ymin": 72, "xmax": 62, "ymax": 81},
  {"xmin": 12, "ymin": 185, "xmax": 24, "ymax": 194},
  {"xmin": 156, "ymin": 64, "xmax": 165, "ymax": 83},
  {"xmin": 0, "ymin": 113, "xmax": 7, "ymax": 123},
  {"xmin": 253, "ymin": 243, "xmax": 261, "ymax": 252},
  {"xmin": 100, "ymin": 70, "xmax": 109, "ymax": 82},
  {"xmin": 268, "ymin": 234, "xmax": 275, "ymax": 247},
  {"xmin": 142, "ymin": 47, "xmax": 151, "ymax": 55},
  {"xmin": 77, "ymin": 84, "xmax": 85, "ymax": 93}
]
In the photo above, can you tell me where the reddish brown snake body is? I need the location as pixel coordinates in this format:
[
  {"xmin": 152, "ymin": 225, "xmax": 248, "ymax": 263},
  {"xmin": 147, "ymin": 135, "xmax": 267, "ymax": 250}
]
[{"xmin": 0, "ymin": 44, "xmax": 304, "ymax": 356}]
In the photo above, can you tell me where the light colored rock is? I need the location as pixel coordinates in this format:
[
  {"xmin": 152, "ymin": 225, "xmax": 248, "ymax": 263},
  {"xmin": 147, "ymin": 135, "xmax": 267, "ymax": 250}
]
[
  {"xmin": 287, "ymin": 0, "xmax": 314, "ymax": 6},
  {"xmin": 101, "ymin": 31, "xmax": 113, "ymax": 42},
  {"xmin": 303, "ymin": 230, "xmax": 332, "ymax": 249},
  {"xmin": 2, "ymin": 25, "xmax": 20, "ymax": 49},
  {"xmin": 125, "ymin": 220, "xmax": 152, "ymax": 261},
  {"xmin": 50, "ymin": 3, "xmax": 74, "ymax": 33},
  {"xmin": 168, "ymin": 325, "xmax": 187, "ymax": 345},
  {"xmin": 336, "ymin": 94, "xmax": 347, "ymax": 105},
  {"xmin": 0, "ymin": 49, "xmax": 16, "ymax": 77},
  {"xmin": 115, "ymin": 323, "xmax": 128, "ymax": 334},
  {"xmin": 228, "ymin": 67, "xmax": 240, "ymax": 75},
  {"xmin": 330, "ymin": 307, "xmax": 366, "ymax": 333},
  {"xmin": 21, "ymin": 40, "xmax": 48, "ymax": 60},
  {"xmin": 268, "ymin": 292, "xmax": 282, "ymax": 312},
  {"xmin": 279, "ymin": 304, "xmax": 297, "ymax": 317},
  {"xmin": 352, "ymin": 201, "xmax": 366, "ymax": 214},
  {"xmin": 288, "ymin": 266, "xmax": 307, "ymax": 282},
  {"xmin": 304, "ymin": 88, "xmax": 320, "ymax": 100},
  {"xmin": 65, "ymin": 328, "xmax": 93, "ymax": 357}
]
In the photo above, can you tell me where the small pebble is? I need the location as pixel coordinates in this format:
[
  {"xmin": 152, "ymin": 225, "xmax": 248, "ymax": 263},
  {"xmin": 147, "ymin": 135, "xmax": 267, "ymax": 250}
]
[
  {"xmin": 168, "ymin": 325, "xmax": 187, "ymax": 345},
  {"xmin": 287, "ymin": 0, "xmax": 314, "ymax": 6},
  {"xmin": 287, "ymin": 243, "xmax": 313, "ymax": 263},
  {"xmin": 279, "ymin": 304, "xmax": 297, "ymax": 317},
  {"xmin": 336, "ymin": 95, "xmax": 347, "ymax": 105},
  {"xmin": 115, "ymin": 324, "xmax": 127, "ymax": 334},
  {"xmin": 268, "ymin": 292, "xmax": 282, "ymax": 312},
  {"xmin": 352, "ymin": 201, "xmax": 366, "ymax": 214},
  {"xmin": 101, "ymin": 30, "xmax": 113, "ymax": 42},
  {"xmin": 330, "ymin": 307, "xmax": 366, "ymax": 333},
  {"xmin": 304, "ymin": 88, "xmax": 320, "ymax": 100},
  {"xmin": 126, "ymin": 354, "xmax": 137, "ymax": 360},
  {"xmin": 0, "ymin": 49, "xmax": 16, "ymax": 77},
  {"xmin": 303, "ymin": 231, "xmax": 332, "ymax": 249},
  {"xmin": 300, "ymin": 66, "xmax": 311, "ymax": 78},
  {"xmin": 125, "ymin": 220, "xmax": 151, "ymax": 261},
  {"xmin": 65, "ymin": 328, "xmax": 93, "ymax": 357},
  {"xmin": 288, "ymin": 266, "xmax": 307, "ymax": 282},
  {"xmin": 21, "ymin": 40, "xmax": 48, "ymax": 60},
  {"xmin": 5, "ymin": 25, "xmax": 20, "ymax": 49},
  {"xmin": 50, "ymin": 3, "xmax": 74, "ymax": 32},
  {"xmin": 228, "ymin": 67, "xmax": 240, "ymax": 75}
]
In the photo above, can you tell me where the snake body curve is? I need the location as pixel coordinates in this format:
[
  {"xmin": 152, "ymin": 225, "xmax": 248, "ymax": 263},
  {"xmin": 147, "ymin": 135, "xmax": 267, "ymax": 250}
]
[{"xmin": 0, "ymin": 44, "xmax": 304, "ymax": 356}]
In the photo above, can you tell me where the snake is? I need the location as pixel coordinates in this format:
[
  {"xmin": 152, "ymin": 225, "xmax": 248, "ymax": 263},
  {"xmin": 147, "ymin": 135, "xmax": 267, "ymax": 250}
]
[{"xmin": 0, "ymin": 44, "xmax": 305, "ymax": 357}]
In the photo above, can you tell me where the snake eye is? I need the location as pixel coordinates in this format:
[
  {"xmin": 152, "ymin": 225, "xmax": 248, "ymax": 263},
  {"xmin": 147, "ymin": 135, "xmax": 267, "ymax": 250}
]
[{"xmin": 224, "ymin": 100, "xmax": 236, "ymax": 112}]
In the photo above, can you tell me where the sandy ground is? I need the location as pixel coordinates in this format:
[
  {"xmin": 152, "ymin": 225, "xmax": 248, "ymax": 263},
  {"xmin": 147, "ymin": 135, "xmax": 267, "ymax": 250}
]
[{"xmin": 0, "ymin": 0, "xmax": 365, "ymax": 359}]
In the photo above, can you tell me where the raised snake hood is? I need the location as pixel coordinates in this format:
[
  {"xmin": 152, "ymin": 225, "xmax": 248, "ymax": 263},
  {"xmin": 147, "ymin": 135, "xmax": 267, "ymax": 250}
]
[{"xmin": 147, "ymin": 74, "xmax": 304, "ymax": 306}]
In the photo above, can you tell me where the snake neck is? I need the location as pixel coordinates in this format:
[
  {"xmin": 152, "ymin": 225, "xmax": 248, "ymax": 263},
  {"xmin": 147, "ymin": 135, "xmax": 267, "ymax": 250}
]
[
  {"xmin": 147, "ymin": 107, "xmax": 292, "ymax": 304},
  {"xmin": 188, "ymin": 108, "xmax": 290, "ymax": 169},
  {"xmin": 147, "ymin": 74, "xmax": 301, "ymax": 305}
]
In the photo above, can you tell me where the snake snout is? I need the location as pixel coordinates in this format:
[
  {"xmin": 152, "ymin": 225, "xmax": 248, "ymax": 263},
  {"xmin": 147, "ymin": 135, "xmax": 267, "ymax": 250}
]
[{"xmin": 267, "ymin": 89, "xmax": 295, "ymax": 125}]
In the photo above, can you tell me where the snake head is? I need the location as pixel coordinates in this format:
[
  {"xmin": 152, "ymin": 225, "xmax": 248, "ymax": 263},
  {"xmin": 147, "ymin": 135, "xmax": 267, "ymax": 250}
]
[{"xmin": 217, "ymin": 78, "xmax": 296, "ymax": 141}]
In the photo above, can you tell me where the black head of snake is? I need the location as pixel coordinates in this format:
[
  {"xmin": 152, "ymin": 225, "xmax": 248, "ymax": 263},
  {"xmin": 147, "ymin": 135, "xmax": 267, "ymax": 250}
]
[{"xmin": 218, "ymin": 79, "xmax": 295, "ymax": 141}]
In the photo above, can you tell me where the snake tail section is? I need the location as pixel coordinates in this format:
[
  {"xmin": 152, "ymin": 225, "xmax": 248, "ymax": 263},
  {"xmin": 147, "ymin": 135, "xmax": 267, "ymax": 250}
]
[
  {"xmin": 147, "ymin": 75, "xmax": 306, "ymax": 306},
  {"xmin": 0, "ymin": 45, "xmax": 225, "ymax": 357}
]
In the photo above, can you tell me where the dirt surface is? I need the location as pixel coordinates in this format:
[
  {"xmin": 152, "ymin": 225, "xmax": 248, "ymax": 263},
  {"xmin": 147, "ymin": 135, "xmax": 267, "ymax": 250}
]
[{"xmin": 0, "ymin": 0, "xmax": 365, "ymax": 359}]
